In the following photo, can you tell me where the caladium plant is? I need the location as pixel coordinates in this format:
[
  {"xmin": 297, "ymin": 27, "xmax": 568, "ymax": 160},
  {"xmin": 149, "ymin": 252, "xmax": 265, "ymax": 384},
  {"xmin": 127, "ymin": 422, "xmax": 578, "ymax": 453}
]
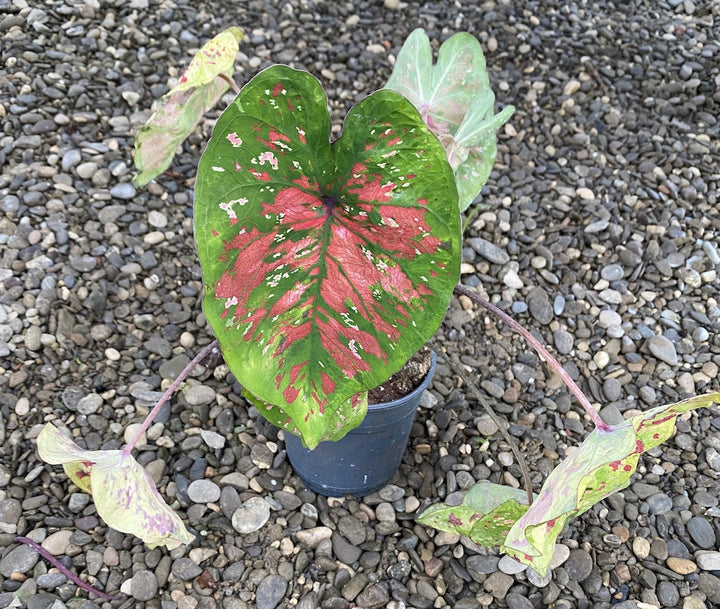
[
  {"xmin": 385, "ymin": 28, "xmax": 515, "ymax": 211},
  {"xmin": 194, "ymin": 65, "xmax": 461, "ymax": 448},
  {"xmin": 36, "ymin": 28, "xmax": 717, "ymax": 597}
]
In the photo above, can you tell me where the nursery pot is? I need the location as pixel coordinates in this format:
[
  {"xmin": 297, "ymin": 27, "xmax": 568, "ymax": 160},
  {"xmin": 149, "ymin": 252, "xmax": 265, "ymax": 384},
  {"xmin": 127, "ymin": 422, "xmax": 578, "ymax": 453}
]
[{"xmin": 284, "ymin": 352, "xmax": 437, "ymax": 497}]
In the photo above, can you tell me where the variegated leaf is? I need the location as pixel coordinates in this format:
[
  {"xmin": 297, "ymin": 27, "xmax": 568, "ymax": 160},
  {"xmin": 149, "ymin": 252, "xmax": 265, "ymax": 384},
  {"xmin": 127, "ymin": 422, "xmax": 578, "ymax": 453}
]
[
  {"xmin": 195, "ymin": 65, "xmax": 460, "ymax": 448},
  {"xmin": 37, "ymin": 423, "xmax": 194, "ymax": 550},
  {"xmin": 133, "ymin": 26, "xmax": 243, "ymax": 187},
  {"xmin": 385, "ymin": 29, "xmax": 513, "ymax": 211}
]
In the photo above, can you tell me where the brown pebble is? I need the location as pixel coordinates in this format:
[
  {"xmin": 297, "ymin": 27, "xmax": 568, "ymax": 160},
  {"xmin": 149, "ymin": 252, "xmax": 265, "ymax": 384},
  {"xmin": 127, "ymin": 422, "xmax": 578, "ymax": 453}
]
[
  {"xmin": 666, "ymin": 557, "xmax": 697, "ymax": 575},
  {"xmin": 502, "ymin": 386, "xmax": 519, "ymax": 404},
  {"xmin": 424, "ymin": 557, "xmax": 444, "ymax": 577},
  {"xmin": 612, "ymin": 525, "xmax": 630, "ymax": 543},
  {"xmin": 615, "ymin": 562, "xmax": 632, "ymax": 582}
]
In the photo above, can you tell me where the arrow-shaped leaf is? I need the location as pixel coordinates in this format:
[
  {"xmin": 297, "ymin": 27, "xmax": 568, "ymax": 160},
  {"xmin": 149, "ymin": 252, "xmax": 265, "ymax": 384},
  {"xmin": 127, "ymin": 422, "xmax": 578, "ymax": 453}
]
[
  {"xmin": 133, "ymin": 26, "xmax": 243, "ymax": 187},
  {"xmin": 503, "ymin": 391, "xmax": 720, "ymax": 575},
  {"xmin": 37, "ymin": 423, "xmax": 195, "ymax": 550},
  {"xmin": 195, "ymin": 65, "xmax": 460, "ymax": 448},
  {"xmin": 385, "ymin": 29, "xmax": 514, "ymax": 211}
]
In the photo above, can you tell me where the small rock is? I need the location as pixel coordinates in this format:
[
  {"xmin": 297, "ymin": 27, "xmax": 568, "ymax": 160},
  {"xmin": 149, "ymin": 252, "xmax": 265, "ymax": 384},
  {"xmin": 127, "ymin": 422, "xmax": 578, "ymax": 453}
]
[
  {"xmin": 564, "ymin": 549, "xmax": 593, "ymax": 582},
  {"xmin": 0, "ymin": 544, "xmax": 39, "ymax": 577},
  {"xmin": 563, "ymin": 79, "xmax": 581, "ymax": 95},
  {"xmin": 666, "ymin": 557, "xmax": 697, "ymax": 575},
  {"xmin": 576, "ymin": 187, "xmax": 595, "ymax": 199},
  {"xmin": 231, "ymin": 497, "xmax": 271, "ymax": 533},
  {"xmin": 633, "ymin": 537, "xmax": 651, "ymax": 560},
  {"xmin": 506, "ymin": 592, "xmax": 534, "ymax": 609},
  {"xmin": 483, "ymin": 571, "xmax": 513, "ymax": 598},
  {"xmin": 42, "ymin": 530, "xmax": 73, "ymax": 556},
  {"xmin": 256, "ymin": 574, "xmax": 287, "ymax": 609},
  {"xmin": 697, "ymin": 552, "xmax": 720, "ymax": 571},
  {"xmin": 172, "ymin": 557, "xmax": 203, "ymax": 580},
  {"xmin": 355, "ymin": 582, "xmax": 390, "ymax": 608},
  {"xmin": 647, "ymin": 335, "xmax": 678, "ymax": 365},
  {"xmin": 687, "ymin": 517, "xmax": 716, "ymax": 549},
  {"xmin": 295, "ymin": 526, "xmax": 332, "ymax": 547},
  {"xmin": 468, "ymin": 237, "xmax": 510, "ymax": 264},
  {"xmin": 110, "ymin": 182, "xmax": 136, "ymax": 199},
  {"xmin": 498, "ymin": 555, "xmax": 526, "ymax": 574},
  {"xmin": 187, "ymin": 479, "xmax": 221, "ymax": 504},
  {"xmin": 131, "ymin": 570, "xmax": 158, "ymax": 601}
]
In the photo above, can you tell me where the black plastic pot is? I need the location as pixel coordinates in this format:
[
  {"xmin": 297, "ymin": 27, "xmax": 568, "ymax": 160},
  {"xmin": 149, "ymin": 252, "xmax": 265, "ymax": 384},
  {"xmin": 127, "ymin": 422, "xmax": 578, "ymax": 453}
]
[{"xmin": 284, "ymin": 352, "xmax": 437, "ymax": 497}]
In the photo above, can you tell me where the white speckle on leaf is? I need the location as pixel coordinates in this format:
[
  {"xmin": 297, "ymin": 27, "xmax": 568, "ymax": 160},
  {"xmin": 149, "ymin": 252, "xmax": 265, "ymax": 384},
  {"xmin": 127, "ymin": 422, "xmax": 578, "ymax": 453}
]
[{"xmin": 212, "ymin": 166, "xmax": 225, "ymax": 172}]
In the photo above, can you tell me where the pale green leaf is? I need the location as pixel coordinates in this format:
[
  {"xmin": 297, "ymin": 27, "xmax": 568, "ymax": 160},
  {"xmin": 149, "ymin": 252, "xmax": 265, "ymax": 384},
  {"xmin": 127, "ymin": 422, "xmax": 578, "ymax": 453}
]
[
  {"xmin": 503, "ymin": 391, "xmax": 720, "ymax": 575},
  {"xmin": 385, "ymin": 29, "xmax": 513, "ymax": 211},
  {"xmin": 133, "ymin": 26, "xmax": 244, "ymax": 187},
  {"xmin": 37, "ymin": 423, "xmax": 194, "ymax": 550}
]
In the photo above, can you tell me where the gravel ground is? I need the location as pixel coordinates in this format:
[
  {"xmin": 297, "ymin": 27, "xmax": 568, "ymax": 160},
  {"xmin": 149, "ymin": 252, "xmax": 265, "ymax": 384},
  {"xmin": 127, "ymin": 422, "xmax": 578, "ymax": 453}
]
[{"xmin": 1, "ymin": 1, "xmax": 719, "ymax": 608}]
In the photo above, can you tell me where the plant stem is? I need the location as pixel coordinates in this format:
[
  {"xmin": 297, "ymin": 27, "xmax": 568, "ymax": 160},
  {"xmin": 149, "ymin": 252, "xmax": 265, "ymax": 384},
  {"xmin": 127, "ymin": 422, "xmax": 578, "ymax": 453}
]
[
  {"xmin": 455, "ymin": 284, "xmax": 611, "ymax": 433},
  {"xmin": 431, "ymin": 342, "xmax": 535, "ymax": 506},
  {"xmin": 14, "ymin": 537, "xmax": 118, "ymax": 600},
  {"xmin": 218, "ymin": 73, "xmax": 241, "ymax": 94},
  {"xmin": 122, "ymin": 340, "xmax": 220, "ymax": 456}
]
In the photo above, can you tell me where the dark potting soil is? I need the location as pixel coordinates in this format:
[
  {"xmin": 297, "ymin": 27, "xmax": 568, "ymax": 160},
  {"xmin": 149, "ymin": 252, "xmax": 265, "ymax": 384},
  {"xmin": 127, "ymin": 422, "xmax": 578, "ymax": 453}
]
[{"xmin": 367, "ymin": 345, "xmax": 432, "ymax": 404}]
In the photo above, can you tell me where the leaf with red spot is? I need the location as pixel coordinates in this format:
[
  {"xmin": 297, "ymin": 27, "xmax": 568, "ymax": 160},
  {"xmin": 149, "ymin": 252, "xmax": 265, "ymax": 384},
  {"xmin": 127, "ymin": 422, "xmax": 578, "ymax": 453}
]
[
  {"xmin": 417, "ymin": 483, "xmax": 531, "ymax": 545},
  {"xmin": 133, "ymin": 27, "xmax": 243, "ymax": 187},
  {"xmin": 195, "ymin": 65, "xmax": 460, "ymax": 449},
  {"xmin": 385, "ymin": 29, "xmax": 514, "ymax": 211},
  {"xmin": 503, "ymin": 391, "xmax": 720, "ymax": 575}
]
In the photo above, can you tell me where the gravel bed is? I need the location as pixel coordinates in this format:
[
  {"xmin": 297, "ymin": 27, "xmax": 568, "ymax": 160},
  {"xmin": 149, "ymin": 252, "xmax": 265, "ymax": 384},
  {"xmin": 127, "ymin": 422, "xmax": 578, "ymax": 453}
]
[{"xmin": 1, "ymin": 0, "xmax": 719, "ymax": 608}]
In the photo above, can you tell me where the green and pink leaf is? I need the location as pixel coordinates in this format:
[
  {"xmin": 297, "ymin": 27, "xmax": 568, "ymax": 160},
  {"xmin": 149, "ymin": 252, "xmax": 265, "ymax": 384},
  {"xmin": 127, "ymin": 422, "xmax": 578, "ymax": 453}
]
[
  {"xmin": 37, "ymin": 423, "xmax": 194, "ymax": 550},
  {"xmin": 133, "ymin": 27, "xmax": 243, "ymax": 187},
  {"xmin": 385, "ymin": 29, "xmax": 513, "ymax": 211},
  {"xmin": 503, "ymin": 392, "xmax": 720, "ymax": 575},
  {"xmin": 195, "ymin": 65, "xmax": 460, "ymax": 448}
]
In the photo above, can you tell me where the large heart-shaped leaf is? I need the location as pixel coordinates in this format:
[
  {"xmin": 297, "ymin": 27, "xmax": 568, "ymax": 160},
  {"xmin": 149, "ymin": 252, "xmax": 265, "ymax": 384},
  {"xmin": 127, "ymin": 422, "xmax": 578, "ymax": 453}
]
[
  {"xmin": 195, "ymin": 65, "xmax": 460, "ymax": 448},
  {"xmin": 37, "ymin": 423, "xmax": 194, "ymax": 550},
  {"xmin": 133, "ymin": 27, "xmax": 243, "ymax": 187},
  {"xmin": 385, "ymin": 29, "xmax": 514, "ymax": 211},
  {"xmin": 503, "ymin": 391, "xmax": 720, "ymax": 575}
]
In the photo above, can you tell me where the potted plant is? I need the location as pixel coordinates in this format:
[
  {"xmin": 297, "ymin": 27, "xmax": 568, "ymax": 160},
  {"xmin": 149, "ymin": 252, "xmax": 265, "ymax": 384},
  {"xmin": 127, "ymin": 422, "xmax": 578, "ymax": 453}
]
[
  {"xmin": 34, "ymin": 26, "xmax": 719, "ymax": 587},
  {"xmin": 188, "ymin": 28, "xmax": 514, "ymax": 494}
]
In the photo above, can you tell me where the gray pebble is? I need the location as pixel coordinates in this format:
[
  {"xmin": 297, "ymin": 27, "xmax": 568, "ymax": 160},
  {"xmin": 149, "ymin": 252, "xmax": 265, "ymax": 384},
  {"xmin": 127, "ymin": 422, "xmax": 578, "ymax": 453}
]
[
  {"xmin": 468, "ymin": 237, "xmax": 510, "ymax": 264},
  {"xmin": 602, "ymin": 377, "xmax": 622, "ymax": 401},
  {"xmin": 130, "ymin": 570, "xmax": 158, "ymax": 601},
  {"xmin": 553, "ymin": 330, "xmax": 574, "ymax": 354},
  {"xmin": 76, "ymin": 393, "xmax": 103, "ymax": 415},
  {"xmin": 61, "ymin": 149, "xmax": 81, "ymax": 170},
  {"xmin": 697, "ymin": 552, "xmax": 720, "ymax": 571},
  {"xmin": 687, "ymin": 516, "xmax": 716, "ymax": 549},
  {"xmin": 645, "ymin": 493, "xmax": 673, "ymax": 515},
  {"xmin": 187, "ymin": 479, "xmax": 221, "ymax": 504},
  {"xmin": 564, "ymin": 549, "xmax": 593, "ymax": 582},
  {"xmin": 601, "ymin": 264, "xmax": 625, "ymax": 281},
  {"xmin": 656, "ymin": 581, "xmax": 680, "ymax": 607},
  {"xmin": 256, "ymin": 574, "xmax": 288, "ymax": 609},
  {"xmin": 232, "ymin": 497, "xmax": 271, "ymax": 533},
  {"xmin": 647, "ymin": 335, "xmax": 678, "ymax": 365},
  {"xmin": 171, "ymin": 557, "xmax": 203, "ymax": 580},
  {"xmin": 110, "ymin": 182, "xmax": 136, "ymax": 199},
  {"xmin": 506, "ymin": 592, "xmax": 534, "ymax": 609},
  {"xmin": 0, "ymin": 544, "xmax": 39, "ymax": 577}
]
